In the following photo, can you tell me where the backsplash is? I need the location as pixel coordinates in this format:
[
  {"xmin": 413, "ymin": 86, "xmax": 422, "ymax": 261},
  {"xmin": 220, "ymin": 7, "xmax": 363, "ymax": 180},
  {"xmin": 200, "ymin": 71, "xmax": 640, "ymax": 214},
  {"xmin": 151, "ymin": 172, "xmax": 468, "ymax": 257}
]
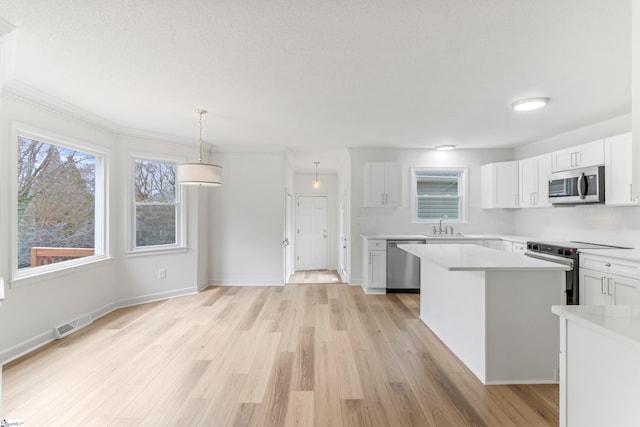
[{"xmin": 514, "ymin": 206, "xmax": 640, "ymax": 248}]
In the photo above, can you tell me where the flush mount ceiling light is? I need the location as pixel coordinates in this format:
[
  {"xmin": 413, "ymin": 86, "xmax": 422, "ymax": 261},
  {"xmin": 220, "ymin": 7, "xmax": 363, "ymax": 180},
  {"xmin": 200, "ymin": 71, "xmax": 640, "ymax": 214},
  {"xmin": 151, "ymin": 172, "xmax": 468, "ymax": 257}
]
[
  {"xmin": 511, "ymin": 97, "xmax": 550, "ymax": 112},
  {"xmin": 435, "ymin": 145, "xmax": 455, "ymax": 151},
  {"xmin": 313, "ymin": 161, "xmax": 320, "ymax": 189},
  {"xmin": 177, "ymin": 108, "xmax": 223, "ymax": 186}
]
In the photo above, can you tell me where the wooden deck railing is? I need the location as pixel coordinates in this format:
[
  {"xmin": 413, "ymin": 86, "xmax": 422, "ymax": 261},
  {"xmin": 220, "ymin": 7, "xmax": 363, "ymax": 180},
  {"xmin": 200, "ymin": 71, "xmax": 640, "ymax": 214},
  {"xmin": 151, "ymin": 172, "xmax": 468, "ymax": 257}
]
[{"xmin": 30, "ymin": 247, "xmax": 95, "ymax": 267}]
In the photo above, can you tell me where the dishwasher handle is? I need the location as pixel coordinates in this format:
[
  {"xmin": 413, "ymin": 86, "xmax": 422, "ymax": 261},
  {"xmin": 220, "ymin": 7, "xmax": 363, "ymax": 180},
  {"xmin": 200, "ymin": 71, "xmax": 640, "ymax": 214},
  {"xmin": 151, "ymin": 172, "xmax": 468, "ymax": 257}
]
[{"xmin": 387, "ymin": 240, "xmax": 427, "ymax": 248}]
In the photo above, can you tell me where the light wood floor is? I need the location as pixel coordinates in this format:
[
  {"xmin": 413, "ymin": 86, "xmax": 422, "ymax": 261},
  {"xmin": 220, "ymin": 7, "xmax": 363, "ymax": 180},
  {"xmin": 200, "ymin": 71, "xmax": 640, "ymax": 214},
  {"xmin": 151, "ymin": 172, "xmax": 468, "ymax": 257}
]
[
  {"xmin": 2, "ymin": 284, "xmax": 558, "ymax": 426},
  {"xmin": 288, "ymin": 270, "xmax": 342, "ymax": 284}
]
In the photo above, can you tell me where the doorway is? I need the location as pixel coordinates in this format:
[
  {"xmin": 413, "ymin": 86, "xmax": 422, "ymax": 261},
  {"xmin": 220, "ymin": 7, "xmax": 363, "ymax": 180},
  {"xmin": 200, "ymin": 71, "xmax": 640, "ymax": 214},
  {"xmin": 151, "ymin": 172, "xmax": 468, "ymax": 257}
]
[{"xmin": 295, "ymin": 195, "xmax": 328, "ymax": 271}]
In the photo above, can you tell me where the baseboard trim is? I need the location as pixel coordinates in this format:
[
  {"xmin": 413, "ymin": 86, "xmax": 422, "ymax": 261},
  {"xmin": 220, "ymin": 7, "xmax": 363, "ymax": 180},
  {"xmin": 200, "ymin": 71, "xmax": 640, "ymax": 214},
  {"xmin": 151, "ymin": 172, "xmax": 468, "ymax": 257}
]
[
  {"xmin": 116, "ymin": 286, "xmax": 198, "ymax": 309},
  {"xmin": 210, "ymin": 281, "xmax": 285, "ymax": 287},
  {"xmin": 1, "ymin": 287, "xmax": 197, "ymax": 366},
  {"xmin": 0, "ymin": 330, "xmax": 55, "ymax": 366}
]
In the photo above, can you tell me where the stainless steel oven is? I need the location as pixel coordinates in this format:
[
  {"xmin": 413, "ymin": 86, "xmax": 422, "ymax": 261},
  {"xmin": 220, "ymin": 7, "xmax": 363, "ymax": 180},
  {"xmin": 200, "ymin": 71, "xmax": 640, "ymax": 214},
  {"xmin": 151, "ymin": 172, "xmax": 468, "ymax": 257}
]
[{"xmin": 525, "ymin": 241, "xmax": 626, "ymax": 304}]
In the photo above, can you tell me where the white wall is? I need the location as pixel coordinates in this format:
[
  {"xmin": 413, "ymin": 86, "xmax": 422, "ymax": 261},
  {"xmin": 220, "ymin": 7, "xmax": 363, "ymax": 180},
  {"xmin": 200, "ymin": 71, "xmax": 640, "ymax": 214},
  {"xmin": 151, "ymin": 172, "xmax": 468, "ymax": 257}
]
[
  {"xmin": 293, "ymin": 172, "xmax": 338, "ymax": 271},
  {"xmin": 349, "ymin": 147, "xmax": 515, "ymax": 284},
  {"xmin": 208, "ymin": 151, "xmax": 285, "ymax": 285}
]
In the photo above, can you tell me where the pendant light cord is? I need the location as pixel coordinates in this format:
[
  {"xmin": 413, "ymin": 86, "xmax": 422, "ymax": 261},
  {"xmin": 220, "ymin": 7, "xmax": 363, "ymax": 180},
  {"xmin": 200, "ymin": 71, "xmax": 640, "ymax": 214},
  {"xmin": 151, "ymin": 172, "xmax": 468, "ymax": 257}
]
[{"xmin": 195, "ymin": 108, "xmax": 207, "ymax": 164}]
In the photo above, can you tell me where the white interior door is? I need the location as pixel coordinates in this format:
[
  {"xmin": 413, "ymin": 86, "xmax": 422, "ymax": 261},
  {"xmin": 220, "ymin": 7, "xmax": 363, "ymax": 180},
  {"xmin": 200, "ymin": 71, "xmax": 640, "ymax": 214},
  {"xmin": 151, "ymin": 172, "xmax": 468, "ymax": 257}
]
[{"xmin": 296, "ymin": 195, "xmax": 328, "ymax": 271}]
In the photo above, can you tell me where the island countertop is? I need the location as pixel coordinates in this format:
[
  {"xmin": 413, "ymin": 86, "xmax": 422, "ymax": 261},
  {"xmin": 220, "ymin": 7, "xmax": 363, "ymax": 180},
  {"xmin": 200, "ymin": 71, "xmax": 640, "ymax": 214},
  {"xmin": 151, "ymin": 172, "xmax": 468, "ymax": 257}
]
[
  {"xmin": 552, "ymin": 304, "xmax": 640, "ymax": 350},
  {"xmin": 399, "ymin": 243, "xmax": 570, "ymax": 272}
]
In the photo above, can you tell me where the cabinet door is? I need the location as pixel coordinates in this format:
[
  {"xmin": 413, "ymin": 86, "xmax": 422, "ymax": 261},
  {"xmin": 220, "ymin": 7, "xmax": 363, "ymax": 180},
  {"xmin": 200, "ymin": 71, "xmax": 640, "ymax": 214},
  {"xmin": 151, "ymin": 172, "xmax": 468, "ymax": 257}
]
[
  {"xmin": 605, "ymin": 132, "xmax": 633, "ymax": 205},
  {"xmin": 577, "ymin": 140, "xmax": 605, "ymax": 168},
  {"xmin": 519, "ymin": 157, "xmax": 538, "ymax": 208},
  {"xmin": 552, "ymin": 147, "xmax": 575, "ymax": 172},
  {"xmin": 365, "ymin": 163, "xmax": 387, "ymax": 207},
  {"xmin": 384, "ymin": 163, "xmax": 402, "ymax": 207},
  {"xmin": 369, "ymin": 250, "xmax": 387, "ymax": 287},
  {"xmin": 482, "ymin": 161, "xmax": 518, "ymax": 208},
  {"xmin": 494, "ymin": 162, "xmax": 519, "ymax": 207},
  {"xmin": 536, "ymin": 153, "xmax": 552, "ymax": 207},
  {"xmin": 579, "ymin": 269, "xmax": 608, "ymax": 305},
  {"xmin": 611, "ymin": 273, "xmax": 640, "ymax": 305}
]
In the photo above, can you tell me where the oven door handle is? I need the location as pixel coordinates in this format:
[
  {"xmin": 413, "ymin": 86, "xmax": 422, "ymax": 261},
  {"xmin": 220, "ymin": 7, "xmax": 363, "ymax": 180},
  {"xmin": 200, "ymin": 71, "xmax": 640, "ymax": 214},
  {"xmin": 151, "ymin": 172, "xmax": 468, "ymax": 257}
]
[{"xmin": 525, "ymin": 251, "xmax": 575, "ymax": 269}]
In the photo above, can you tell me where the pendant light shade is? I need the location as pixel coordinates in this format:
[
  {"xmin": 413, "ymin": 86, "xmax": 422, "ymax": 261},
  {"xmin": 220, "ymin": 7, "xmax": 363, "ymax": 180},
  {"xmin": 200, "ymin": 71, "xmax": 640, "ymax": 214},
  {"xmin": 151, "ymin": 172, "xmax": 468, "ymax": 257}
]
[{"xmin": 177, "ymin": 108, "xmax": 223, "ymax": 186}]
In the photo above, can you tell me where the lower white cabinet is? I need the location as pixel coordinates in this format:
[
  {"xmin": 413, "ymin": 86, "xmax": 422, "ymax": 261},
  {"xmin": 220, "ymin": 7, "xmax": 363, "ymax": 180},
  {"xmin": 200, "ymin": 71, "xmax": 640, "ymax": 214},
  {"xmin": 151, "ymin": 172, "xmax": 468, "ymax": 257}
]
[
  {"xmin": 579, "ymin": 253, "xmax": 640, "ymax": 305},
  {"xmin": 362, "ymin": 237, "xmax": 386, "ymax": 293}
]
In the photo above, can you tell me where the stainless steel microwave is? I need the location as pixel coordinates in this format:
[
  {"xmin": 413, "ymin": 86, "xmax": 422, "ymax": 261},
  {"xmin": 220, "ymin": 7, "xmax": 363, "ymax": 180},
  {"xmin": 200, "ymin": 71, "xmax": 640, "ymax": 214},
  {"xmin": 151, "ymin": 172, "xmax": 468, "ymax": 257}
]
[{"xmin": 548, "ymin": 165, "xmax": 605, "ymax": 205}]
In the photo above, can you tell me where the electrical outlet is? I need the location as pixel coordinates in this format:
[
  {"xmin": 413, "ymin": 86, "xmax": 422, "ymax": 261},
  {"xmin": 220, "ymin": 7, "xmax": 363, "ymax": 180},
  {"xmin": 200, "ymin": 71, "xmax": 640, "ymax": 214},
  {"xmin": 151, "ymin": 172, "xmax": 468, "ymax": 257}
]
[
  {"xmin": 158, "ymin": 268, "xmax": 167, "ymax": 279},
  {"xmin": 554, "ymin": 366, "xmax": 560, "ymax": 382}
]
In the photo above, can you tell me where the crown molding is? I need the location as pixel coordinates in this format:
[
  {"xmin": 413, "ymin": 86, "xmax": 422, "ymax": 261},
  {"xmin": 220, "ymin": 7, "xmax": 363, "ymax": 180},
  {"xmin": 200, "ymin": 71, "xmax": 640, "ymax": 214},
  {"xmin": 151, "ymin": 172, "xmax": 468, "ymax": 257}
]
[{"xmin": 0, "ymin": 16, "xmax": 15, "ymax": 36}]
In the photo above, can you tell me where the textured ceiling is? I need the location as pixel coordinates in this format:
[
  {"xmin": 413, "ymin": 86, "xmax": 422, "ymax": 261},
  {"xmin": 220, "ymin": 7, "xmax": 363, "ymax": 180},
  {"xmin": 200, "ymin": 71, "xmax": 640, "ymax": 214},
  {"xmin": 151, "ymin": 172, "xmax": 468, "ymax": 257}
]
[{"xmin": 0, "ymin": 0, "xmax": 631, "ymax": 170}]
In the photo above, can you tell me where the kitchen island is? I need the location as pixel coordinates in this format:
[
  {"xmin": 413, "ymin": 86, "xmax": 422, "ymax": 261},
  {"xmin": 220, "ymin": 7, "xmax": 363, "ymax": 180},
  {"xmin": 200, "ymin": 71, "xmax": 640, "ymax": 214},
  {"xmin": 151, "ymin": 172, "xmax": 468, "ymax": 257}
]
[
  {"xmin": 552, "ymin": 305, "xmax": 640, "ymax": 427},
  {"xmin": 399, "ymin": 243, "xmax": 569, "ymax": 385}
]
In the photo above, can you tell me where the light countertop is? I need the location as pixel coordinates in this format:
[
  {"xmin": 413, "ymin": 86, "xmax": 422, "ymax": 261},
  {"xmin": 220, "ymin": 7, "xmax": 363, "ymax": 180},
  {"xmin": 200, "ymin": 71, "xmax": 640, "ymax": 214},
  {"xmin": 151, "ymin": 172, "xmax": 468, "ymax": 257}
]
[
  {"xmin": 579, "ymin": 248, "xmax": 640, "ymax": 262},
  {"xmin": 399, "ymin": 243, "xmax": 570, "ymax": 272},
  {"xmin": 552, "ymin": 305, "xmax": 640, "ymax": 351},
  {"xmin": 361, "ymin": 233, "xmax": 535, "ymax": 242}
]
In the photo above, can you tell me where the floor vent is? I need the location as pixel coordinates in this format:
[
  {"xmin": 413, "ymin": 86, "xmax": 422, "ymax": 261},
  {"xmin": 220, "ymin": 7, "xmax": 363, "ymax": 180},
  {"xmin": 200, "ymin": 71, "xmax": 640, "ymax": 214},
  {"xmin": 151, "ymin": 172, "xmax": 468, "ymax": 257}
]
[{"xmin": 54, "ymin": 314, "xmax": 92, "ymax": 339}]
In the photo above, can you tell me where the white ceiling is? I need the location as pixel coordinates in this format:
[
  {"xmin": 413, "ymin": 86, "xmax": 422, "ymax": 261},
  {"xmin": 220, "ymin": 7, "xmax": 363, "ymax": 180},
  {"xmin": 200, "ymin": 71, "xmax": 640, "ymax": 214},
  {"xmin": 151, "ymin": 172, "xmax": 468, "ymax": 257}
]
[{"xmin": 0, "ymin": 0, "xmax": 631, "ymax": 171}]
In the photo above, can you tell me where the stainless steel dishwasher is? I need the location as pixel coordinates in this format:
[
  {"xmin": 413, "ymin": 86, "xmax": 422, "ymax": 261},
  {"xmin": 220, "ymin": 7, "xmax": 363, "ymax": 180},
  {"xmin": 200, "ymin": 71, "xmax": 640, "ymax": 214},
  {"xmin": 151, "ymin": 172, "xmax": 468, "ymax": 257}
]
[{"xmin": 386, "ymin": 240, "xmax": 425, "ymax": 293}]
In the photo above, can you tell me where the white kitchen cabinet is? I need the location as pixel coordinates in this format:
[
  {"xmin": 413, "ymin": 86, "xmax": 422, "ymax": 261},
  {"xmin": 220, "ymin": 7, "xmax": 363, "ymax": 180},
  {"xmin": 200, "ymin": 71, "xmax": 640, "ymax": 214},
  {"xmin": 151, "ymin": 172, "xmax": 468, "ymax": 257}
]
[
  {"xmin": 364, "ymin": 162, "xmax": 402, "ymax": 207},
  {"xmin": 579, "ymin": 253, "xmax": 640, "ymax": 305},
  {"xmin": 519, "ymin": 153, "xmax": 552, "ymax": 208},
  {"xmin": 362, "ymin": 237, "xmax": 386, "ymax": 293},
  {"xmin": 481, "ymin": 161, "xmax": 519, "ymax": 209},
  {"xmin": 605, "ymin": 132, "xmax": 635, "ymax": 205},
  {"xmin": 551, "ymin": 139, "xmax": 604, "ymax": 172}
]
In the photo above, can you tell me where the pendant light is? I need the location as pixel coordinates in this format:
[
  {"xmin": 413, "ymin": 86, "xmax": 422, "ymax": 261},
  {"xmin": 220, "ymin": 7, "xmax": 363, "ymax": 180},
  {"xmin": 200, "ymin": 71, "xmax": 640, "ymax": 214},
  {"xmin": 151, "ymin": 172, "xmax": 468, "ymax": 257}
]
[
  {"xmin": 313, "ymin": 161, "xmax": 320, "ymax": 189},
  {"xmin": 177, "ymin": 108, "xmax": 223, "ymax": 186}
]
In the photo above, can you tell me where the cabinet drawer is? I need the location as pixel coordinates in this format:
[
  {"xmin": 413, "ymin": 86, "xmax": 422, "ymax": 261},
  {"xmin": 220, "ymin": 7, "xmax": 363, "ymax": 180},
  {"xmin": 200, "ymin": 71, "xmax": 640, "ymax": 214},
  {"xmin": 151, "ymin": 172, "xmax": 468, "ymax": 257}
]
[
  {"xmin": 580, "ymin": 254, "xmax": 640, "ymax": 279},
  {"xmin": 368, "ymin": 240, "xmax": 386, "ymax": 250}
]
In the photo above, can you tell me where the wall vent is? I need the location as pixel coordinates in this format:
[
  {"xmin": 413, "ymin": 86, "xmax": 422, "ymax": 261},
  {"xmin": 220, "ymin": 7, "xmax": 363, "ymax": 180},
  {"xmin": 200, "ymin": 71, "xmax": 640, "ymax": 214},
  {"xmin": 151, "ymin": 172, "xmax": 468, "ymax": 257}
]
[{"xmin": 54, "ymin": 314, "xmax": 92, "ymax": 339}]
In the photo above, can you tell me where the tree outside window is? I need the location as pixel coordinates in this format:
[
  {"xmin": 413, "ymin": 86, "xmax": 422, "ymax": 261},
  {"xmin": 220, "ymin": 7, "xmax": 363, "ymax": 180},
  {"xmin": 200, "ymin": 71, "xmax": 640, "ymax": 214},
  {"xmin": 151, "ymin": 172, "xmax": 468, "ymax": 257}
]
[
  {"xmin": 134, "ymin": 158, "xmax": 180, "ymax": 248},
  {"xmin": 17, "ymin": 136, "xmax": 99, "ymax": 269}
]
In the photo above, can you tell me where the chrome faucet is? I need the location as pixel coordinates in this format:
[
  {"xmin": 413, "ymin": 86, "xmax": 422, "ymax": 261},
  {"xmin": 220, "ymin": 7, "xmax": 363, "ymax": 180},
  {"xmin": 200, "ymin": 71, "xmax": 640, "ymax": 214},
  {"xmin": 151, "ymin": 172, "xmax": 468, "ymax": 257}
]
[{"xmin": 438, "ymin": 215, "xmax": 448, "ymax": 234}]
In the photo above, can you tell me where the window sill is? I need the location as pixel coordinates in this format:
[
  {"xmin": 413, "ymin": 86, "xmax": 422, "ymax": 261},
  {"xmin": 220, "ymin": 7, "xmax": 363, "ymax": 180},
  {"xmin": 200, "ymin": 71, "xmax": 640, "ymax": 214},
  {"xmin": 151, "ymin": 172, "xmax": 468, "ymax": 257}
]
[
  {"xmin": 124, "ymin": 246, "xmax": 189, "ymax": 258},
  {"xmin": 11, "ymin": 256, "xmax": 114, "ymax": 289}
]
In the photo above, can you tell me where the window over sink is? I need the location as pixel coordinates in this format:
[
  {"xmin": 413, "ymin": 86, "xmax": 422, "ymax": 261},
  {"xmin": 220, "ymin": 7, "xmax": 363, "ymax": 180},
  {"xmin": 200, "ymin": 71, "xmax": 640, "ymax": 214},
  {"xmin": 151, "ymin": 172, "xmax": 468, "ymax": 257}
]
[{"xmin": 411, "ymin": 167, "xmax": 468, "ymax": 222}]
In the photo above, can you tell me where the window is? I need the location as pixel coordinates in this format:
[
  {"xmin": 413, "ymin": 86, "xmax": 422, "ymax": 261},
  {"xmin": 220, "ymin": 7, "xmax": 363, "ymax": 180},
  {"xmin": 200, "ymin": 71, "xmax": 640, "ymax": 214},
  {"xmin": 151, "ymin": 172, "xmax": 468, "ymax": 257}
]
[
  {"xmin": 412, "ymin": 167, "xmax": 467, "ymax": 222},
  {"xmin": 133, "ymin": 157, "xmax": 182, "ymax": 249},
  {"xmin": 16, "ymin": 130, "xmax": 105, "ymax": 274}
]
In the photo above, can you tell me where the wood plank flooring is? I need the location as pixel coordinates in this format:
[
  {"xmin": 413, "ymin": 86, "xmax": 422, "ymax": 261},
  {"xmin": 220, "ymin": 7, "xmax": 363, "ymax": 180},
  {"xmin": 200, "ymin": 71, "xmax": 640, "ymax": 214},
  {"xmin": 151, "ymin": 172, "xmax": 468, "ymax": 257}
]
[{"xmin": 2, "ymin": 284, "xmax": 558, "ymax": 426}]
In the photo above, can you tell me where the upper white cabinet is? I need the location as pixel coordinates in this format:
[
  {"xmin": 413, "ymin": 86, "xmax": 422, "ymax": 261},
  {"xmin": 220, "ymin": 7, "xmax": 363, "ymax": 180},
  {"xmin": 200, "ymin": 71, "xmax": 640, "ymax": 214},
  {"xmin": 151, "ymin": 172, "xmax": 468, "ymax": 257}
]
[
  {"xmin": 519, "ymin": 153, "xmax": 552, "ymax": 208},
  {"xmin": 604, "ymin": 132, "xmax": 635, "ymax": 206},
  {"xmin": 551, "ymin": 139, "xmax": 604, "ymax": 172},
  {"xmin": 364, "ymin": 162, "xmax": 402, "ymax": 207},
  {"xmin": 481, "ymin": 161, "xmax": 519, "ymax": 209}
]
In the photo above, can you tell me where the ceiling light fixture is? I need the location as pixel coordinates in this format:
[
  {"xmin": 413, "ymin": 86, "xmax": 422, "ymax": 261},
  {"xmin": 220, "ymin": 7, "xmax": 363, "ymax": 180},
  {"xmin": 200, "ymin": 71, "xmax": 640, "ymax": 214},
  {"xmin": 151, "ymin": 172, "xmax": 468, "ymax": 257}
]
[
  {"xmin": 177, "ymin": 108, "xmax": 223, "ymax": 186},
  {"xmin": 313, "ymin": 161, "xmax": 320, "ymax": 189},
  {"xmin": 435, "ymin": 145, "xmax": 455, "ymax": 151},
  {"xmin": 511, "ymin": 97, "xmax": 549, "ymax": 112}
]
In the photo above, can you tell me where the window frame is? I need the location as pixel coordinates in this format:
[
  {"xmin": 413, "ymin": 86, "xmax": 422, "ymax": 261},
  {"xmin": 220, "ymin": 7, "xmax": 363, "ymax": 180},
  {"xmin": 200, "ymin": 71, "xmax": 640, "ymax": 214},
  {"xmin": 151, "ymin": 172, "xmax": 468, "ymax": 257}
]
[
  {"xmin": 10, "ymin": 122, "xmax": 110, "ymax": 285},
  {"xmin": 411, "ymin": 166, "xmax": 468, "ymax": 223},
  {"xmin": 128, "ymin": 153, "xmax": 186, "ymax": 254}
]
